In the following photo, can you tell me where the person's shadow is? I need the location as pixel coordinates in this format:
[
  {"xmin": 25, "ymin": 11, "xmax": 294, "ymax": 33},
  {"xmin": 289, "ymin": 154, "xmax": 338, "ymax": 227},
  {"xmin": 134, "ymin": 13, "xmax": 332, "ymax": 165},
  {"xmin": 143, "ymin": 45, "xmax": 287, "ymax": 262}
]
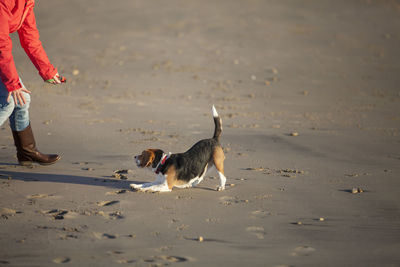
[{"xmin": 0, "ymin": 168, "xmax": 143, "ymax": 189}]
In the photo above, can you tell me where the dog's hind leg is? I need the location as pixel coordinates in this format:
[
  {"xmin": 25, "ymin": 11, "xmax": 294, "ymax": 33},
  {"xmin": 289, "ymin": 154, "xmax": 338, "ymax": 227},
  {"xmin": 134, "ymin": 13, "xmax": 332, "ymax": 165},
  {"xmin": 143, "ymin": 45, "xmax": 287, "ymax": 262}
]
[
  {"xmin": 212, "ymin": 146, "xmax": 226, "ymax": 191},
  {"xmin": 190, "ymin": 164, "xmax": 208, "ymax": 187},
  {"xmin": 216, "ymin": 171, "xmax": 226, "ymax": 191}
]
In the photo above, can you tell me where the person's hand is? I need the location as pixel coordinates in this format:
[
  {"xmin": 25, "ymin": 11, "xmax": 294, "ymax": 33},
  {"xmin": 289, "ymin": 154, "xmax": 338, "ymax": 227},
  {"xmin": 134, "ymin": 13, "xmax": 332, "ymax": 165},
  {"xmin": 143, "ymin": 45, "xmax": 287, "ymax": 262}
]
[
  {"xmin": 46, "ymin": 73, "xmax": 66, "ymax": 84},
  {"xmin": 7, "ymin": 87, "xmax": 31, "ymax": 106}
]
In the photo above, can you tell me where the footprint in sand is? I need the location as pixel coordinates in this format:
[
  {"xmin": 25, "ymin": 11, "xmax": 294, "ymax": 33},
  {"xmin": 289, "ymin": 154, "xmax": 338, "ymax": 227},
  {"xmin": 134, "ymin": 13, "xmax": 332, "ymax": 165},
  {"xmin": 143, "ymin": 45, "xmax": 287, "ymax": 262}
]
[
  {"xmin": 219, "ymin": 196, "xmax": 250, "ymax": 206},
  {"xmin": 246, "ymin": 226, "xmax": 266, "ymax": 239},
  {"xmin": 106, "ymin": 190, "xmax": 127, "ymax": 195},
  {"xmin": 59, "ymin": 234, "xmax": 78, "ymax": 240},
  {"xmin": 160, "ymin": 255, "xmax": 189, "ymax": 263},
  {"xmin": 114, "ymin": 169, "xmax": 132, "ymax": 175},
  {"xmin": 0, "ymin": 208, "xmax": 20, "ymax": 219},
  {"xmin": 108, "ymin": 251, "xmax": 124, "ymax": 255},
  {"xmin": 97, "ymin": 200, "xmax": 120, "ymax": 207},
  {"xmin": 45, "ymin": 209, "xmax": 69, "ymax": 220},
  {"xmin": 138, "ymin": 255, "xmax": 191, "ymax": 265},
  {"xmin": 251, "ymin": 210, "xmax": 270, "ymax": 218},
  {"xmin": 96, "ymin": 210, "xmax": 124, "ymax": 220},
  {"xmin": 291, "ymin": 246, "xmax": 316, "ymax": 256},
  {"xmin": 107, "ymin": 211, "xmax": 124, "ymax": 220},
  {"xmin": 41, "ymin": 209, "xmax": 79, "ymax": 220},
  {"xmin": 116, "ymin": 259, "xmax": 136, "ymax": 264},
  {"xmin": 27, "ymin": 194, "xmax": 51, "ymax": 199},
  {"xmin": 63, "ymin": 211, "xmax": 79, "ymax": 219},
  {"xmin": 53, "ymin": 257, "xmax": 70, "ymax": 264},
  {"xmin": 93, "ymin": 232, "xmax": 117, "ymax": 239}
]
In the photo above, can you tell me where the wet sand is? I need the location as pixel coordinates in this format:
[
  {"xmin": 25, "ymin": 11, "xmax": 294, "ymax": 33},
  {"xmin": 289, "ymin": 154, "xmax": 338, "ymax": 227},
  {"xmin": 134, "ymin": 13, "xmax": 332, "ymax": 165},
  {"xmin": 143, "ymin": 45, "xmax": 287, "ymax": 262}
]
[{"xmin": 1, "ymin": 0, "xmax": 400, "ymax": 266}]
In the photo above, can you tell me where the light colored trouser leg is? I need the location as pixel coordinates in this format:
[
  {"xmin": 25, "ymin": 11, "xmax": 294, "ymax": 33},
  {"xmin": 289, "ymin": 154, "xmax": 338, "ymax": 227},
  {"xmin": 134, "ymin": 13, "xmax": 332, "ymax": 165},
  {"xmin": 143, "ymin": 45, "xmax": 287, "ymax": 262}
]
[{"xmin": 0, "ymin": 79, "xmax": 30, "ymax": 131}]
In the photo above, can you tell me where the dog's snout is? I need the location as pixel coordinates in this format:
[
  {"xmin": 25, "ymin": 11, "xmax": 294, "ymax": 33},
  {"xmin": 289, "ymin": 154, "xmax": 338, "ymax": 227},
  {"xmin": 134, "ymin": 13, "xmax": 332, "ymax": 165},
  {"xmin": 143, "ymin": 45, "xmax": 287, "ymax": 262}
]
[{"xmin": 133, "ymin": 155, "xmax": 141, "ymax": 166}]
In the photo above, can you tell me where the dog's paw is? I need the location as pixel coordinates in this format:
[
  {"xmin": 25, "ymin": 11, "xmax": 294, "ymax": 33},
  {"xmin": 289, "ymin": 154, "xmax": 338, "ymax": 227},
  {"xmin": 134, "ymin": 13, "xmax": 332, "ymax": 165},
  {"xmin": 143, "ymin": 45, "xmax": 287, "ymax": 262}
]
[
  {"xmin": 130, "ymin": 183, "xmax": 142, "ymax": 190},
  {"xmin": 217, "ymin": 186, "xmax": 225, "ymax": 191}
]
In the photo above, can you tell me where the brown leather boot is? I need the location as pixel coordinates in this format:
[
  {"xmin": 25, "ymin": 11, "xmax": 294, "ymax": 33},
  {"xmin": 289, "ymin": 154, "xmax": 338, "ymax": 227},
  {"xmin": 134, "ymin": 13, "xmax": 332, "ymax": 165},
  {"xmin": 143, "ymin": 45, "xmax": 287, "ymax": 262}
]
[{"xmin": 12, "ymin": 124, "xmax": 60, "ymax": 166}]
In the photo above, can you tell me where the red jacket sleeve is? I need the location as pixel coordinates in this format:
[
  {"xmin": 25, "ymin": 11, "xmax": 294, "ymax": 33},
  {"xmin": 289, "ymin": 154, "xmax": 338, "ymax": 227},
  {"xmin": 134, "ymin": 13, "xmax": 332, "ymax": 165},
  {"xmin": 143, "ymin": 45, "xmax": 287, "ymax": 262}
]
[
  {"xmin": 17, "ymin": 4, "xmax": 57, "ymax": 82},
  {"xmin": 0, "ymin": 2, "xmax": 23, "ymax": 92}
]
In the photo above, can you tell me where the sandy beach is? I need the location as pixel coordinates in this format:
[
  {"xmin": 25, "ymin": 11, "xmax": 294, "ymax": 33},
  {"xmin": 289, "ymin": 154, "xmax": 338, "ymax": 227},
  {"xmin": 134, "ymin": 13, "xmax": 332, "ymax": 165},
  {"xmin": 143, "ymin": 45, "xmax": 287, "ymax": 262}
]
[{"xmin": 1, "ymin": 0, "xmax": 400, "ymax": 266}]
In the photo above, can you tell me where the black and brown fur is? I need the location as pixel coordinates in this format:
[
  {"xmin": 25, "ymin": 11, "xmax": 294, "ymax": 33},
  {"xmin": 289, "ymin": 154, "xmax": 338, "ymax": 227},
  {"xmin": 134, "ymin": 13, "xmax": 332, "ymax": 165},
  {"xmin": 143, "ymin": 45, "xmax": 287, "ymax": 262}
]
[{"xmin": 130, "ymin": 106, "xmax": 226, "ymax": 192}]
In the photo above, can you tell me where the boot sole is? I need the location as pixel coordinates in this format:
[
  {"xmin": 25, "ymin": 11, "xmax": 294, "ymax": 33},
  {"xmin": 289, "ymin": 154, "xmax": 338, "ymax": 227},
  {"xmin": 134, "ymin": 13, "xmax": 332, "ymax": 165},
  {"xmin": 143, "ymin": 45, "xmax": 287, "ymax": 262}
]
[{"xmin": 19, "ymin": 156, "xmax": 61, "ymax": 166}]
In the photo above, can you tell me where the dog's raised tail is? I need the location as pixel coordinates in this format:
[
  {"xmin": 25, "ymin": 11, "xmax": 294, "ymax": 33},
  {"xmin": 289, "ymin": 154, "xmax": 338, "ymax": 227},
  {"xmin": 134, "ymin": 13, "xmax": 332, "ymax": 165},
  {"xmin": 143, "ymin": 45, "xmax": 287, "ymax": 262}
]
[{"xmin": 212, "ymin": 105, "xmax": 222, "ymax": 141}]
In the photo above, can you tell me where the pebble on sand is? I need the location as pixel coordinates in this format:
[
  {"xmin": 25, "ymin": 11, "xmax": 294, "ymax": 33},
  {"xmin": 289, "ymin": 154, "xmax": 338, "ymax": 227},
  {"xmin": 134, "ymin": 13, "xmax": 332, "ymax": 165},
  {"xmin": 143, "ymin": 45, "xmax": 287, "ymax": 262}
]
[
  {"xmin": 352, "ymin": 188, "xmax": 364, "ymax": 194},
  {"xmin": 290, "ymin": 132, "xmax": 299, "ymax": 136},
  {"xmin": 72, "ymin": 69, "xmax": 80, "ymax": 76}
]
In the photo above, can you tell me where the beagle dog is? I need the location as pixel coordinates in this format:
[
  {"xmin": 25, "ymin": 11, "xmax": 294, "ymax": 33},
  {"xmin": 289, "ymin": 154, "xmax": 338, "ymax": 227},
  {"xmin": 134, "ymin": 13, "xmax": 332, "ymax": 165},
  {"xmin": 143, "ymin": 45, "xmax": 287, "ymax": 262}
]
[{"xmin": 130, "ymin": 106, "xmax": 226, "ymax": 192}]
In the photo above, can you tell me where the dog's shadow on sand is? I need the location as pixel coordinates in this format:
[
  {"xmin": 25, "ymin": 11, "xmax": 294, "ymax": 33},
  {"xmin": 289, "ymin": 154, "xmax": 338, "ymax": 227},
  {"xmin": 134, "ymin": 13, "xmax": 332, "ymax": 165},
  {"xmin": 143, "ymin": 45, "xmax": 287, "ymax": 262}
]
[
  {"xmin": 0, "ymin": 169, "xmax": 223, "ymax": 192},
  {"xmin": 0, "ymin": 168, "xmax": 143, "ymax": 190}
]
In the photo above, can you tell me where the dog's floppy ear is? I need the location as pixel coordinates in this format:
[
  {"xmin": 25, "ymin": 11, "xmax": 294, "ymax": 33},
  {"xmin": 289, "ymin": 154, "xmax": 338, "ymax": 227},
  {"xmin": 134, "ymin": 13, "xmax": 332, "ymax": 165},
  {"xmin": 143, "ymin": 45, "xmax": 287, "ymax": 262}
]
[
  {"xmin": 149, "ymin": 149, "xmax": 164, "ymax": 168},
  {"xmin": 141, "ymin": 150, "xmax": 155, "ymax": 167}
]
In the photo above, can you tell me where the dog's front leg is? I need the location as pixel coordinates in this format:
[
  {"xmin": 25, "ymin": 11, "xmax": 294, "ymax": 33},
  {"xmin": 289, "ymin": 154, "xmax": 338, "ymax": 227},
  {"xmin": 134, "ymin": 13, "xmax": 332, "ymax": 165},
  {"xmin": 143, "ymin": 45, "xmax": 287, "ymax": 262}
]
[
  {"xmin": 130, "ymin": 175, "xmax": 162, "ymax": 191},
  {"xmin": 144, "ymin": 181, "xmax": 171, "ymax": 192},
  {"xmin": 131, "ymin": 174, "xmax": 171, "ymax": 192}
]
